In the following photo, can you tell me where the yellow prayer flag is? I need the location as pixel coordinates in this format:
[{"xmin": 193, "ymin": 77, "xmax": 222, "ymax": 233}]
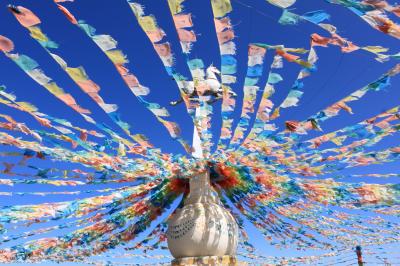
[
  {"xmin": 331, "ymin": 136, "xmax": 347, "ymax": 146},
  {"xmin": 270, "ymin": 107, "xmax": 280, "ymax": 120},
  {"xmin": 167, "ymin": 0, "xmax": 185, "ymax": 15},
  {"xmin": 66, "ymin": 67, "xmax": 88, "ymax": 82},
  {"xmin": 311, "ymin": 165, "xmax": 324, "ymax": 175},
  {"xmin": 44, "ymin": 82, "xmax": 65, "ymax": 96},
  {"xmin": 0, "ymin": 98, "xmax": 11, "ymax": 105},
  {"xmin": 17, "ymin": 102, "xmax": 38, "ymax": 112},
  {"xmin": 105, "ymin": 50, "xmax": 128, "ymax": 65},
  {"xmin": 284, "ymin": 48, "xmax": 308, "ymax": 54},
  {"xmin": 139, "ymin": 16, "xmax": 158, "ymax": 32},
  {"xmin": 211, "ymin": 0, "xmax": 232, "ymax": 18},
  {"xmin": 362, "ymin": 46, "xmax": 389, "ymax": 54},
  {"xmin": 387, "ymin": 106, "xmax": 399, "ymax": 114},
  {"xmin": 331, "ymin": 136, "xmax": 345, "ymax": 146},
  {"xmin": 28, "ymin": 26, "xmax": 48, "ymax": 42}
]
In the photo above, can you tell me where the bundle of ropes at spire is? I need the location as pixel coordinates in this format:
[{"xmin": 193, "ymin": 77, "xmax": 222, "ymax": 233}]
[{"xmin": 0, "ymin": 0, "xmax": 399, "ymax": 264}]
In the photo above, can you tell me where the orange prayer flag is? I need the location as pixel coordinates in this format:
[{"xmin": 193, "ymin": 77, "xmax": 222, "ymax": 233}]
[
  {"xmin": 214, "ymin": 17, "xmax": 231, "ymax": 32},
  {"xmin": 57, "ymin": 4, "xmax": 78, "ymax": 25},
  {"xmin": 392, "ymin": 6, "xmax": 400, "ymax": 17},
  {"xmin": 122, "ymin": 74, "xmax": 139, "ymax": 88},
  {"xmin": 115, "ymin": 64, "xmax": 129, "ymax": 75},
  {"xmin": 58, "ymin": 93, "xmax": 76, "ymax": 105},
  {"xmin": 217, "ymin": 29, "xmax": 234, "ymax": 44},
  {"xmin": 285, "ymin": 120, "xmax": 300, "ymax": 132},
  {"xmin": 341, "ymin": 42, "xmax": 359, "ymax": 53},
  {"xmin": 311, "ymin": 33, "xmax": 330, "ymax": 47},
  {"xmin": 9, "ymin": 6, "xmax": 41, "ymax": 27},
  {"xmin": 146, "ymin": 29, "xmax": 166, "ymax": 43},
  {"xmin": 177, "ymin": 29, "xmax": 197, "ymax": 42},
  {"xmin": 76, "ymin": 80, "xmax": 100, "ymax": 94},
  {"xmin": 173, "ymin": 14, "xmax": 193, "ymax": 28},
  {"xmin": 0, "ymin": 35, "xmax": 14, "ymax": 52},
  {"xmin": 276, "ymin": 49, "xmax": 299, "ymax": 62},
  {"xmin": 58, "ymin": 94, "xmax": 91, "ymax": 114},
  {"xmin": 248, "ymin": 44, "xmax": 267, "ymax": 56},
  {"xmin": 154, "ymin": 43, "xmax": 171, "ymax": 57}
]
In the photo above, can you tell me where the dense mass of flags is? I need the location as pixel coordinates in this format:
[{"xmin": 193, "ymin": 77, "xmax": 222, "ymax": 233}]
[{"xmin": 0, "ymin": 0, "xmax": 399, "ymax": 264}]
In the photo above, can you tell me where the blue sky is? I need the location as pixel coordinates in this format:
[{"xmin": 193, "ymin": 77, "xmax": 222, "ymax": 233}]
[{"xmin": 1, "ymin": 0, "xmax": 400, "ymax": 265}]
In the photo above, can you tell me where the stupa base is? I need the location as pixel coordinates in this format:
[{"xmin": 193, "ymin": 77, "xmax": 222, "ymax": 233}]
[{"xmin": 171, "ymin": 255, "xmax": 245, "ymax": 266}]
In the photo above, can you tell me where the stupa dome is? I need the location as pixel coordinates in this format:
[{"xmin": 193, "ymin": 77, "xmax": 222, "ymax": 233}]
[{"xmin": 167, "ymin": 171, "xmax": 239, "ymax": 258}]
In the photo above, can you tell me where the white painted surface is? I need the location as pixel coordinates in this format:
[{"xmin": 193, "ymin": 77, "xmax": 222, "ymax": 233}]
[
  {"xmin": 192, "ymin": 107, "xmax": 204, "ymax": 159},
  {"xmin": 167, "ymin": 172, "xmax": 239, "ymax": 259}
]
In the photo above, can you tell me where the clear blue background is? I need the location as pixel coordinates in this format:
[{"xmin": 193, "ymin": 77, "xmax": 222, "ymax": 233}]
[{"xmin": 1, "ymin": 0, "xmax": 400, "ymax": 264}]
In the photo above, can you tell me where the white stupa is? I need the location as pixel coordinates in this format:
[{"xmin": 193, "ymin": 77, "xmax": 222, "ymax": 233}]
[{"xmin": 166, "ymin": 108, "xmax": 239, "ymax": 264}]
